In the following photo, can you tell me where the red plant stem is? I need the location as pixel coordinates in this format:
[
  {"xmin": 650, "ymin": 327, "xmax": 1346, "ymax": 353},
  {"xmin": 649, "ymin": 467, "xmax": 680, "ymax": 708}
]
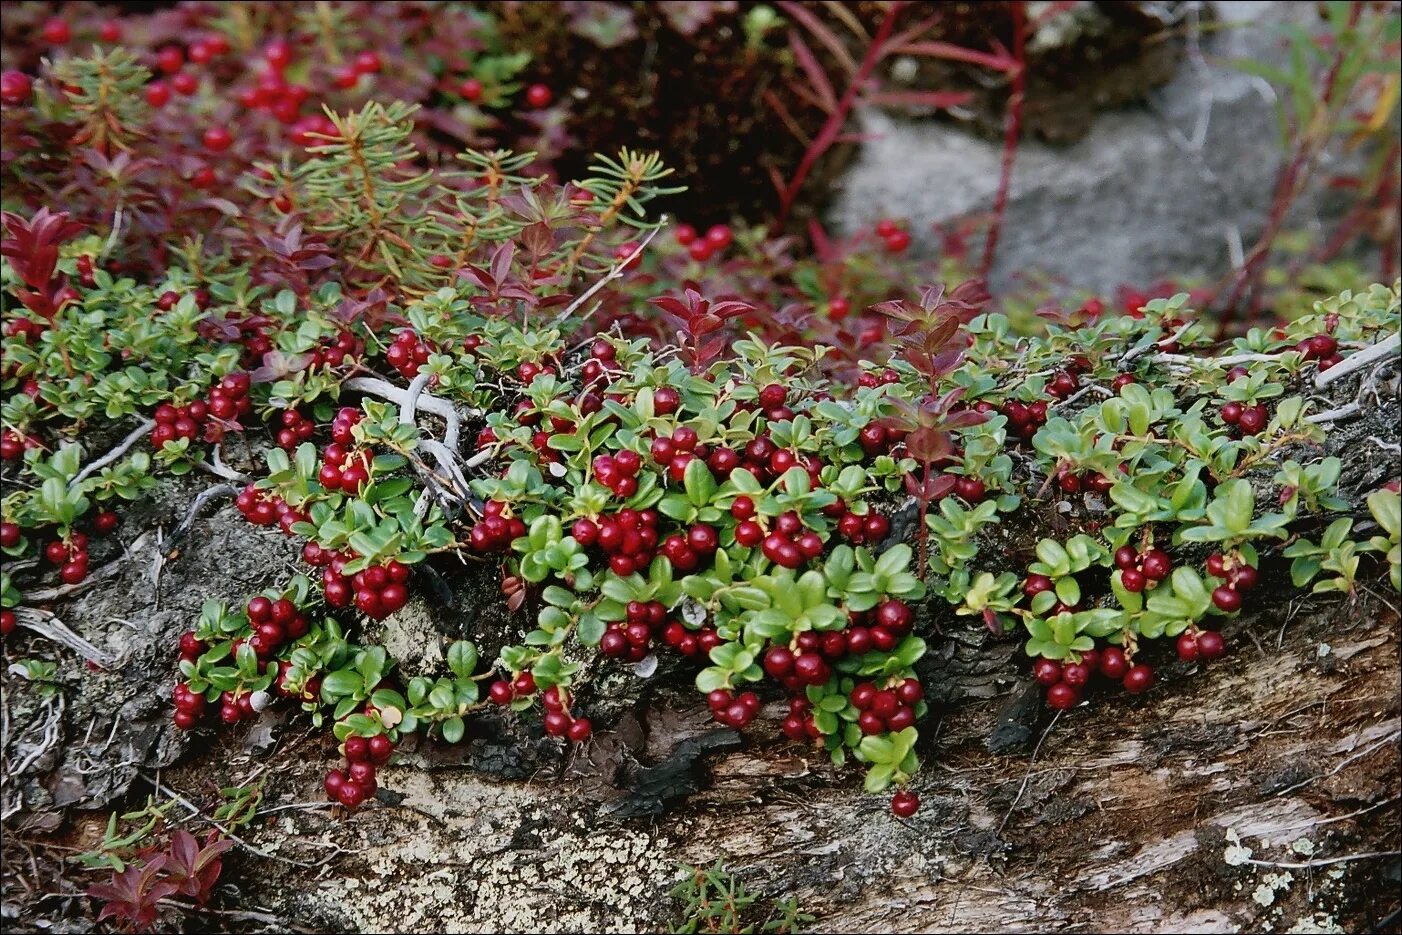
[
  {"xmin": 1217, "ymin": 2, "xmax": 1363, "ymax": 334},
  {"xmin": 777, "ymin": 2, "xmax": 906, "ymax": 224},
  {"xmin": 979, "ymin": 2, "xmax": 1026, "ymax": 280},
  {"xmin": 917, "ymin": 460, "xmax": 931, "ymax": 580}
]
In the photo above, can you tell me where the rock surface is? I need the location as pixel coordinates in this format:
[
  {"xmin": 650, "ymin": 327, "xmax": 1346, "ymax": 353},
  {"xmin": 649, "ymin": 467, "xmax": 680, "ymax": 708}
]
[{"xmin": 832, "ymin": 2, "xmax": 1329, "ymax": 295}]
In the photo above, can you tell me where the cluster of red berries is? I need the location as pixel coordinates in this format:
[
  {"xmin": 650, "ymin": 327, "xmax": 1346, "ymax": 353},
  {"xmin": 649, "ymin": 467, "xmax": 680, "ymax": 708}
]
[
  {"xmin": 324, "ymin": 733, "xmax": 394, "ymax": 809},
  {"xmin": 874, "ymin": 219, "xmax": 911, "ymax": 254},
  {"xmin": 1175, "ymin": 628, "xmax": 1227, "ymax": 663},
  {"xmin": 570, "ymin": 508, "xmax": 660, "ymax": 576},
  {"xmin": 854, "ymin": 368, "xmax": 902, "ymax": 390},
  {"xmin": 1053, "ymin": 465, "xmax": 1120, "ymax": 496},
  {"xmin": 170, "ymin": 681, "xmax": 208, "ymax": 730},
  {"xmin": 850, "ymin": 678, "xmax": 923, "ymax": 735},
  {"xmin": 541, "ymin": 685, "xmax": 592, "ymax": 741},
  {"xmin": 592, "ymin": 449, "xmax": 643, "ymax": 499},
  {"xmin": 659, "ymin": 521, "xmax": 719, "ymax": 572},
  {"xmin": 143, "ymin": 32, "xmax": 232, "ymax": 107},
  {"xmin": 235, "ymin": 483, "xmax": 304, "ymax": 534},
  {"xmin": 779, "ymin": 696, "xmax": 821, "ymax": 740},
  {"xmin": 311, "ymin": 554, "xmax": 410, "ymax": 620},
  {"xmin": 599, "ymin": 599, "xmax": 670, "ymax": 661},
  {"xmin": 658, "ymin": 618, "xmax": 722, "ymax": 659},
  {"xmin": 488, "ymin": 669, "xmax": 537, "ymax": 705},
  {"xmin": 1035, "ymin": 646, "xmax": 1153, "ymax": 709},
  {"xmin": 754, "ymin": 509, "xmax": 826, "ymax": 569},
  {"xmin": 331, "ymin": 50, "xmax": 385, "ymax": 90},
  {"xmin": 317, "ymin": 442, "xmax": 374, "ymax": 493},
  {"xmin": 242, "ymin": 595, "xmax": 312, "ymax": 657},
  {"xmin": 1297, "ymin": 333, "xmax": 1342, "ymax": 370},
  {"xmin": 308, "ymin": 330, "xmax": 364, "ymax": 371},
  {"xmin": 467, "ymin": 500, "xmax": 528, "ymax": 553},
  {"xmin": 156, "ymin": 371, "xmax": 253, "ymax": 449},
  {"xmin": 580, "ymin": 339, "xmax": 622, "ymax": 387},
  {"xmin": 833, "ymin": 504, "xmax": 893, "ymax": 546},
  {"xmin": 1220, "ymin": 400, "xmax": 1270, "ymax": 436},
  {"xmin": 1113, "ymin": 544, "xmax": 1173, "ymax": 593},
  {"xmin": 1000, "ymin": 398, "xmax": 1050, "ymax": 441},
  {"xmin": 43, "ymin": 532, "xmax": 92, "ymax": 585},
  {"xmin": 386, "ymin": 329, "xmax": 435, "ymax": 379},
  {"xmin": 275, "ymin": 409, "xmax": 316, "ymax": 450},
  {"xmin": 674, "ymin": 222, "xmax": 733, "ymax": 263},
  {"xmin": 1206, "ymin": 553, "xmax": 1258, "ymax": 612},
  {"xmin": 706, "ymin": 687, "xmax": 762, "ymax": 727}
]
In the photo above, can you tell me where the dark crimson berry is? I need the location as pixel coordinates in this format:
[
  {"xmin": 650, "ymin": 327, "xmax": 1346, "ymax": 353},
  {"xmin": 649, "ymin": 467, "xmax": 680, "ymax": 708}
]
[
  {"xmin": 1062, "ymin": 663, "xmax": 1090, "ymax": 688},
  {"xmin": 891, "ymin": 789, "xmax": 919, "ymax": 817},
  {"xmin": 1122, "ymin": 664, "xmax": 1155, "ymax": 694},
  {"xmin": 1237, "ymin": 404, "xmax": 1267, "ymax": 434},
  {"xmin": 1142, "ymin": 549, "xmax": 1172, "ymax": 580},
  {"xmin": 525, "ymin": 83, "xmax": 552, "ymax": 108},
  {"xmin": 1230, "ymin": 564, "xmax": 1259, "ymax": 591},
  {"xmin": 1120, "ymin": 569, "xmax": 1147, "ymax": 593},
  {"xmin": 1176, "ymin": 632, "xmax": 1200, "ymax": 662},
  {"xmin": 1099, "ymin": 647, "xmax": 1129, "ymax": 680},
  {"xmin": 1032, "ymin": 658, "xmax": 1062, "ymax": 686},
  {"xmin": 1046, "ymin": 682, "xmax": 1080, "ymax": 710},
  {"xmin": 1113, "ymin": 546, "xmax": 1139, "ymax": 570},
  {"xmin": 1211, "ymin": 586, "xmax": 1242, "ymax": 612},
  {"xmin": 1023, "ymin": 574, "xmax": 1054, "ymax": 597},
  {"xmin": 1220, "ymin": 402, "xmax": 1243, "ymax": 425},
  {"xmin": 344, "ymin": 735, "xmax": 369, "ymax": 762},
  {"xmin": 1196, "ymin": 630, "xmax": 1226, "ymax": 660}
]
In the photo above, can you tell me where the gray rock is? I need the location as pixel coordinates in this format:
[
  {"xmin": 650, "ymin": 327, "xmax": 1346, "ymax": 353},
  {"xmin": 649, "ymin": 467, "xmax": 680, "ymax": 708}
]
[{"xmin": 832, "ymin": 2, "xmax": 1336, "ymax": 296}]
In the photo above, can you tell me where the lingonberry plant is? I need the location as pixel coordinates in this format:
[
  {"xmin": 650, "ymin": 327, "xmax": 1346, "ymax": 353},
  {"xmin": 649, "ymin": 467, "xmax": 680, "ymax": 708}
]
[{"xmin": 3, "ymin": 31, "xmax": 1400, "ymax": 828}]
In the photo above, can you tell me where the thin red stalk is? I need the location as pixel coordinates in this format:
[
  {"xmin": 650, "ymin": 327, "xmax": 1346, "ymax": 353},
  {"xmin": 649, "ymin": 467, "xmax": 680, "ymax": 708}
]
[
  {"xmin": 777, "ymin": 2, "xmax": 905, "ymax": 224},
  {"xmin": 979, "ymin": 2, "xmax": 1026, "ymax": 280},
  {"xmin": 1217, "ymin": 2, "xmax": 1363, "ymax": 334}
]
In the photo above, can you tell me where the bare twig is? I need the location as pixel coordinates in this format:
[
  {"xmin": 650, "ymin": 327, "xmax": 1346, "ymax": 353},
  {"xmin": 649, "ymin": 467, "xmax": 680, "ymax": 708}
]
[
  {"xmin": 142, "ymin": 774, "xmax": 345, "ymax": 869},
  {"xmin": 1315, "ymin": 332, "xmax": 1400, "ymax": 389},
  {"xmin": 345, "ymin": 375, "xmax": 471, "ymax": 450},
  {"xmin": 1306, "ymin": 403, "xmax": 1361, "ymax": 424},
  {"xmin": 1243, "ymin": 850, "xmax": 1400, "ymax": 870},
  {"xmin": 195, "ymin": 445, "xmax": 252, "ymax": 483},
  {"xmin": 167, "ymin": 483, "xmax": 239, "ymax": 547},
  {"xmin": 69, "ymin": 419, "xmax": 155, "ymax": 488},
  {"xmin": 1121, "ymin": 321, "xmax": 1196, "ymax": 369},
  {"xmin": 11, "ymin": 607, "xmax": 117, "ymax": 667},
  {"xmin": 552, "ymin": 226, "xmax": 661, "ymax": 326}
]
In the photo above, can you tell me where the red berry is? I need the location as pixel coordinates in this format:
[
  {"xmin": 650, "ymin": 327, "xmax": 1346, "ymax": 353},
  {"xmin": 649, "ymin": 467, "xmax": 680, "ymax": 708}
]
[
  {"xmin": 41, "ymin": 18, "xmax": 71, "ymax": 45},
  {"xmin": 459, "ymin": 78, "xmax": 483, "ymax": 101},
  {"xmin": 1099, "ymin": 647, "xmax": 1129, "ymax": 680},
  {"xmin": 891, "ymin": 789, "xmax": 919, "ymax": 817},
  {"xmin": 1196, "ymin": 630, "xmax": 1226, "ymax": 660},
  {"xmin": 1122, "ymin": 664, "xmax": 1155, "ymax": 694},
  {"xmin": 203, "ymin": 126, "xmax": 233, "ymax": 153},
  {"xmin": 1212, "ymin": 586, "xmax": 1243, "ymax": 612},
  {"xmin": 525, "ymin": 84, "xmax": 552, "ymax": 108},
  {"xmin": 1176, "ymin": 632, "xmax": 1200, "ymax": 662},
  {"xmin": 1, "ymin": 70, "xmax": 33, "ymax": 106},
  {"xmin": 1046, "ymin": 682, "xmax": 1080, "ymax": 710},
  {"xmin": 344, "ymin": 735, "xmax": 370, "ymax": 762},
  {"xmin": 1032, "ymin": 658, "xmax": 1062, "ymax": 686}
]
